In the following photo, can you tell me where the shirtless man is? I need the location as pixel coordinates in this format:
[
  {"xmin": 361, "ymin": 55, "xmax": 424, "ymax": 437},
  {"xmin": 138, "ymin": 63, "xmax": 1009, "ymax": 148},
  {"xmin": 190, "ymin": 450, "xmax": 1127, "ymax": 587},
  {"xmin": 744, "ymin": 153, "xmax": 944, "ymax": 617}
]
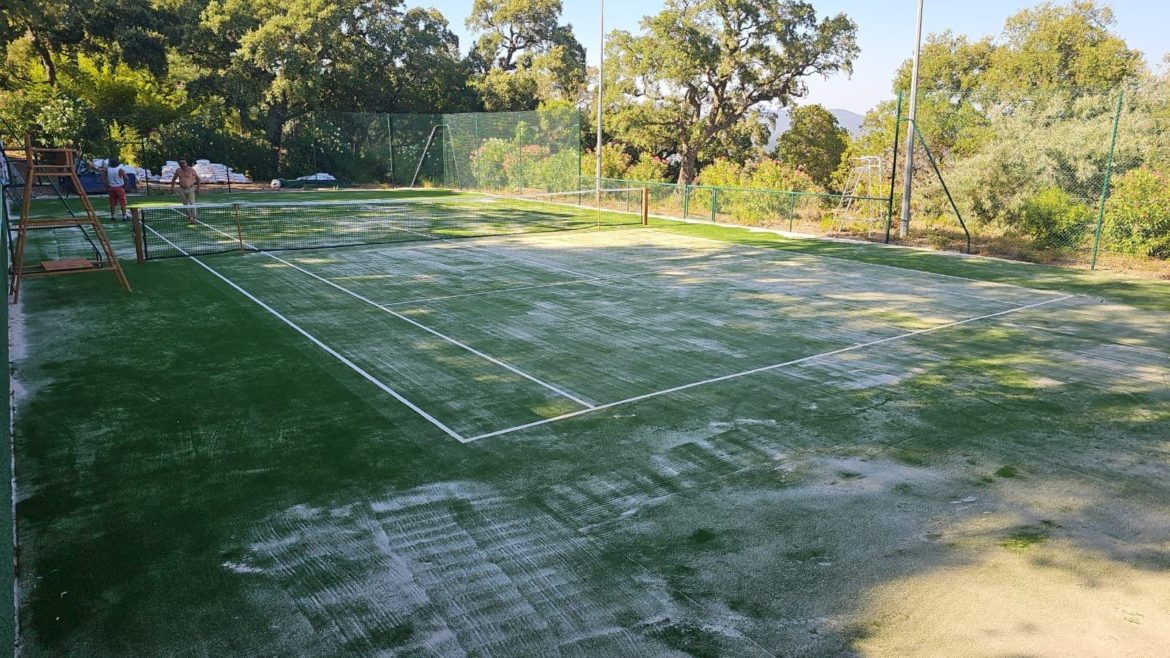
[{"xmin": 169, "ymin": 160, "xmax": 201, "ymax": 220}]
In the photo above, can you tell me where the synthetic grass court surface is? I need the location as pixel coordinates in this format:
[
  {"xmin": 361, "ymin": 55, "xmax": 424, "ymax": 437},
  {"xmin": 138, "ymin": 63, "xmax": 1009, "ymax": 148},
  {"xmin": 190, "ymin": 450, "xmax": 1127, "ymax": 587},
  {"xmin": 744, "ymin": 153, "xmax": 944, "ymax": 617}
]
[{"xmin": 9, "ymin": 194, "xmax": 1170, "ymax": 656}]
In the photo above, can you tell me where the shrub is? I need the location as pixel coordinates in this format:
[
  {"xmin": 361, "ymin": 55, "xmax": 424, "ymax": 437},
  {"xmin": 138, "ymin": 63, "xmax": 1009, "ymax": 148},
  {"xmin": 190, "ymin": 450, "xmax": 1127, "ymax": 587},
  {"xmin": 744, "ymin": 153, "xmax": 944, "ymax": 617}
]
[
  {"xmin": 582, "ymin": 143, "xmax": 632, "ymax": 180},
  {"xmin": 624, "ymin": 153, "xmax": 668, "ymax": 182},
  {"xmin": 469, "ymin": 138, "xmax": 512, "ymax": 189},
  {"xmin": 747, "ymin": 160, "xmax": 820, "ymax": 193},
  {"xmin": 1104, "ymin": 168, "xmax": 1170, "ymax": 259},
  {"xmin": 530, "ymin": 149, "xmax": 579, "ymax": 191},
  {"xmin": 695, "ymin": 159, "xmax": 745, "ymax": 187},
  {"xmin": 1017, "ymin": 187, "xmax": 1093, "ymax": 249}
]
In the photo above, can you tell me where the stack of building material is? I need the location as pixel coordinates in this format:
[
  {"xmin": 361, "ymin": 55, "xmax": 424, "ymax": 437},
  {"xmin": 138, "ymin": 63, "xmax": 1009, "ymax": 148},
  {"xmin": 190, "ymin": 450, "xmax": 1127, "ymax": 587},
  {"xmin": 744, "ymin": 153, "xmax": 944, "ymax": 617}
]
[{"xmin": 157, "ymin": 160, "xmax": 250, "ymax": 184}]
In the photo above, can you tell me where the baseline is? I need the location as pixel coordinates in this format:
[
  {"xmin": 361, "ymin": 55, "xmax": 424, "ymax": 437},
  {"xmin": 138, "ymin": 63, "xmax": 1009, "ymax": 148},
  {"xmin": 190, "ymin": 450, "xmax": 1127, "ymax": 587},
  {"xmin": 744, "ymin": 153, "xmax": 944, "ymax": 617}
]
[
  {"xmin": 466, "ymin": 294, "xmax": 1076, "ymax": 442},
  {"xmin": 640, "ymin": 224, "xmax": 1077, "ymax": 299}
]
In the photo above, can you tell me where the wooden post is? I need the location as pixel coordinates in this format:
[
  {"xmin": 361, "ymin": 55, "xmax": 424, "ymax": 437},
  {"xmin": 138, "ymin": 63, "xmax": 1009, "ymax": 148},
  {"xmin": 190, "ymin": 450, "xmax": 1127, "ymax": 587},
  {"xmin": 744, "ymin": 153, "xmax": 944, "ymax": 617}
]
[
  {"xmin": 233, "ymin": 203, "xmax": 245, "ymax": 253},
  {"xmin": 641, "ymin": 188, "xmax": 649, "ymax": 225},
  {"xmin": 131, "ymin": 208, "xmax": 145, "ymax": 263}
]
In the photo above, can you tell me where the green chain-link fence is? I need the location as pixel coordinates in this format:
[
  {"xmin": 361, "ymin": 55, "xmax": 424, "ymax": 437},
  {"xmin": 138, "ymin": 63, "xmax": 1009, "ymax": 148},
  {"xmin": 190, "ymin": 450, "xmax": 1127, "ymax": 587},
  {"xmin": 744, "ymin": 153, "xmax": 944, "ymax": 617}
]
[
  {"xmin": 6, "ymin": 88, "xmax": 1168, "ymax": 276},
  {"xmin": 891, "ymin": 85, "xmax": 1169, "ymax": 276}
]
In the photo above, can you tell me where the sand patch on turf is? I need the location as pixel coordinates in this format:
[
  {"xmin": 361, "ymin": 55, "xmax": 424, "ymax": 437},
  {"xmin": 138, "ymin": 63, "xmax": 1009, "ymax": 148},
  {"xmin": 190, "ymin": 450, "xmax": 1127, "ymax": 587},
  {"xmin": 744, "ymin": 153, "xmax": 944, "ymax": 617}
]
[{"xmin": 853, "ymin": 541, "xmax": 1170, "ymax": 657}]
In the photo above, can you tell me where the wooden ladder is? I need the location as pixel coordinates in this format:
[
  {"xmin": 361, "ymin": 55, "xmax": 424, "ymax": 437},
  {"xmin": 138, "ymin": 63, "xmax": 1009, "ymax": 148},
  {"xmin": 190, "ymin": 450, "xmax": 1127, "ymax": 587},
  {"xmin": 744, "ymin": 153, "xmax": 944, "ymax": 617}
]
[{"xmin": 10, "ymin": 135, "xmax": 131, "ymax": 302}]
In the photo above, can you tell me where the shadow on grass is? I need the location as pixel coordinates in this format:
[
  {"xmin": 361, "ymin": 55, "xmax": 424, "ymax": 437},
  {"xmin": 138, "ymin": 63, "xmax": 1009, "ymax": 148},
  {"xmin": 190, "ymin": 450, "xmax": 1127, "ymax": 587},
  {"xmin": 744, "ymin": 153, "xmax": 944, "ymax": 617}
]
[{"xmin": 11, "ymin": 227, "xmax": 1170, "ymax": 655}]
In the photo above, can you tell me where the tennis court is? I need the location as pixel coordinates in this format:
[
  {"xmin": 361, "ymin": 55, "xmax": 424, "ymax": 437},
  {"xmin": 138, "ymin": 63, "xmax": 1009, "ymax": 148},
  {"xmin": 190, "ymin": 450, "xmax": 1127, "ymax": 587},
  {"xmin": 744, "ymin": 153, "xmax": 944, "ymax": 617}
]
[
  {"xmin": 10, "ymin": 190, "xmax": 1170, "ymax": 656},
  {"xmin": 152, "ymin": 219, "xmax": 1072, "ymax": 443}
]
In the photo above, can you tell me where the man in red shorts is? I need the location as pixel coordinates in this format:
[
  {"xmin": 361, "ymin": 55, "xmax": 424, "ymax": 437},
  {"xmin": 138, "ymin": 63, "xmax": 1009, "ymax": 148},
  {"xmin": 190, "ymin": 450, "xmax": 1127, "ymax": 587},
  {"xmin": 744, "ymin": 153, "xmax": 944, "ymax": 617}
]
[{"xmin": 104, "ymin": 157, "xmax": 131, "ymax": 221}]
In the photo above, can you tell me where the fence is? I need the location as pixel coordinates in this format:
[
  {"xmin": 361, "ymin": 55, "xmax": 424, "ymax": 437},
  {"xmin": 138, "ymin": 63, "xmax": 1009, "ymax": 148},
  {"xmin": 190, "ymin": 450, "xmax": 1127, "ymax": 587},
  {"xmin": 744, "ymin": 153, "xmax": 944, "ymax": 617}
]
[
  {"xmin": 891, "ymin": 85, "xmax": 1170, "ymax": 276},
  {"xmin": 582, "ymin": 86, "xmax": 1168, "ymax": 278},
  {"xmin": 587, "ymin": 176, "xmax": 890, "ymax": 238},
  {"xmin": 5, "ymin": 87, "xmax": 1169, "ymax": 275}
]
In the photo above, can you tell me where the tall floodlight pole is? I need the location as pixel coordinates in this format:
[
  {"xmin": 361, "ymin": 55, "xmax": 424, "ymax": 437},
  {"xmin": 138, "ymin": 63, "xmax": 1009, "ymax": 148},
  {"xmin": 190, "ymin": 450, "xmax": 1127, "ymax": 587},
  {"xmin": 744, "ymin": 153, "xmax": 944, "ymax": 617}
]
[
  {"xmin": 595, "ymin": 0, "xmax": 604, "ymax": 193},
  {"xmin": 899, "ymin": 0, "xmax": 925, "ymax": 238}
]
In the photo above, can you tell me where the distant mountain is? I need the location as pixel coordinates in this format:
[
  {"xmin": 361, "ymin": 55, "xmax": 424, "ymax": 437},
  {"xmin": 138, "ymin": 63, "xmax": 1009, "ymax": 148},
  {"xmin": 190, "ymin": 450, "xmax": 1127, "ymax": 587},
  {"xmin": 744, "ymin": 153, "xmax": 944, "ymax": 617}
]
[{"xmin": 759, "ymin": 107, "xmax": 866, "ymax": 152}]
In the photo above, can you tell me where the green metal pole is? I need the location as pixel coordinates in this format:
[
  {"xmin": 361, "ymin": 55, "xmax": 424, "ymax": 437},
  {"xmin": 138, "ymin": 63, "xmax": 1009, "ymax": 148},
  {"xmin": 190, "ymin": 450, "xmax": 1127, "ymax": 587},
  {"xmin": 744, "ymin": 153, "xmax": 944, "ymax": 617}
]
[
  {"xmin": 788, "ymin": 192, "xmax": 796, "ymax": 231},
  {"xmin": 1090, "ymin": 89, "xmax": 1124, "ymax": 271},
  {"xmin": 711, "ymin": 188, "xmax": 718, "ymax": 223},
  {"xmin": 885, "ymin": 92, "xmax": 904, "ymax": 244},
  {"xmin": 913, "ymin": 123, "xmax": 971, "ymax": 254}
]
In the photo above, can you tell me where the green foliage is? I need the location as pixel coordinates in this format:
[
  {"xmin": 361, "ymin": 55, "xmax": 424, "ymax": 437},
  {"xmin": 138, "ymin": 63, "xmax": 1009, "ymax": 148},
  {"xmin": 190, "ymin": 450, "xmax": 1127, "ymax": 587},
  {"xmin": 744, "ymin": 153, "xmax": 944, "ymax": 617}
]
[
  {"xmin": 470, "ymin": 129, "xmax": 577, "ymax": 192},
  {"xmin": 1018, "ymin": 187, "xmax": 1093, "ymax": 249},
  {"xmin": 696, "ymin": 159, "xmax": 746, "ymax": 188},
  {"xmin": 0, "ymin": 0, "xmax": 177, "ymax": 82},
  {"xmin": 466, "ymin": 0, "xmax": 585, "ymax": 111},
  {"xmin": 774, "ymin": 105, "xmax": 849, "ymax": 190},
  {"xmin": 747, "ymin": 160, "xmax": 820, "ymax": 193},
  {"xmin": 1104, "ymin": 168, "xmax": 1170, "ymax": 259},
  {"xmin": 139, "ymin": 114, "xmax": 272, "ymax": 178},
  {"xmin": 624, "ymin": 153, "xmax": 669, "ymax": 182},
  {"xmin": 696, "ymin": 159, "xmax": 822, "ymax": 225},
  {"xmin": 470, "ymin": 139, "xmax": 513, "ymax": 189},
  {"xmin": 33, "ymin": 94, "xmax": 98, "ymax": 147},
  {"xmin": 988, "ymin": 1, "xmax": 1143, "ymax": 91},
  {"xmin": 582, "ymin": 144, "xmax": 633, "ymax": 179}
]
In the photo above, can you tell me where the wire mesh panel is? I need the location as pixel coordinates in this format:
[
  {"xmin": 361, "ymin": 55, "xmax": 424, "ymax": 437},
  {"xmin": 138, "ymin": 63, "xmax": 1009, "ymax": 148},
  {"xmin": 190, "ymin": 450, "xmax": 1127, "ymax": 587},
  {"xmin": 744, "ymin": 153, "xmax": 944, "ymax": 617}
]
[
  {"xmin": 136, "ymin": 188, "xmax": 647, "ymax": 259},
  {"xmin": 445, "ymin": 107, "xmax": 581, "ymax": 193}
]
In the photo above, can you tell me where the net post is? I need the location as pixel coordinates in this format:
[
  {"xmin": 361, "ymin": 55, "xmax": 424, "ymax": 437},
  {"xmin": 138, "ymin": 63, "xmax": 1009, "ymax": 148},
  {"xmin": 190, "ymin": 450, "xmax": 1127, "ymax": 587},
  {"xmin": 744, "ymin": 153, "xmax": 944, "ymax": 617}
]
[
  {"xmin": 131, "ymin": 208, "xmax": 145, "ymax": 263},
  {"xmin": 233, "ymin": 203, "xmax": 245, "ymax": 253},
  {"xmin": 711, "ymin": 188, "xmax": 718, "ymax": 223},
  {"xmin": 641, "ymin": 187, "xmax": 649, "ymax": 225}
]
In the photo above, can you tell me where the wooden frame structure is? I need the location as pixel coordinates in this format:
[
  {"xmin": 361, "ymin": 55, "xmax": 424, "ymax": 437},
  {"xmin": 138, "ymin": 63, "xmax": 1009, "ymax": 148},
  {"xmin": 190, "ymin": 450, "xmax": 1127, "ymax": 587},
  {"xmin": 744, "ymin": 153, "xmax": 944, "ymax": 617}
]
[{"xmin": 9, "ymin": 135, "xmax": 130, "ymax": 302}]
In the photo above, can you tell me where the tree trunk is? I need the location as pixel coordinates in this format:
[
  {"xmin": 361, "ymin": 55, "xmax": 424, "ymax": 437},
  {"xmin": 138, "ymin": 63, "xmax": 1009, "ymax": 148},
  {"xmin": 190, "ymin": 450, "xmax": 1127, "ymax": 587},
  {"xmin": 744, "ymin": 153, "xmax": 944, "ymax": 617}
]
[
  {"xmin": 27, "ymin": 29, "xmax": 57, "ymax": 87},
  {"xmin": 266, "ymin": 101, "xmax": 288, "ymax": 176},
  {"xmin": 677, "ymin": 147, "xmax": 699, "ymax": 185}
]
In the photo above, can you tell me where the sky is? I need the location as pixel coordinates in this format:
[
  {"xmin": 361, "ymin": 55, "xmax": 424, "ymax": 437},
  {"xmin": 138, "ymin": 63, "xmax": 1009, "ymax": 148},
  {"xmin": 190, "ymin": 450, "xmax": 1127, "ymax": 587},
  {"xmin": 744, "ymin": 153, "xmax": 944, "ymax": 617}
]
[{"xmin": 411, "ymin": 1, "xmax": 1169, "ymax": 114}]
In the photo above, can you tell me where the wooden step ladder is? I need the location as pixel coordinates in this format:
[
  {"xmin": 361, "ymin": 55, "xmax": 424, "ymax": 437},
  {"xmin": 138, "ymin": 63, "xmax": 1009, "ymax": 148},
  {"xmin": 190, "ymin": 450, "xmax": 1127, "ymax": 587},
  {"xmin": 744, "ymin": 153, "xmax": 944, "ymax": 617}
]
[{"xmin": 9, "ymin": 135, "xmax": 131, "ymax": 302}]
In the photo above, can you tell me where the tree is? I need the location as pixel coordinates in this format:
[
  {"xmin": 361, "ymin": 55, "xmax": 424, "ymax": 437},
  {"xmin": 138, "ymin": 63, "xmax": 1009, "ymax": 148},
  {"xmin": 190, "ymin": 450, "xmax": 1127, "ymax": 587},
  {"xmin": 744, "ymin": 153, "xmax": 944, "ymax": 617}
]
[
  {"xmin": 987, "ymin": 1, "xmax": 1142, "ymax": 91},
  {"xmin": 606, "ymin": 0, "xmax": 858, "ymax": 184},
  {"xmin": 466, "ymin": 0, "xmax": 585, "ymax": 111},
  {"xmin": 0, "ymin": 0, "xmax": 176, "ymax": 86},
  {"xmin": 774, "ymin": 104, "xmax": 848, "ymax": 189},
  {"xmin": 888, "ymin": 31, "xmax": 996, "ymax": 161},
  {"xmin": 199, "ymin": 0, "xmax": 465, "ymax": 165}
]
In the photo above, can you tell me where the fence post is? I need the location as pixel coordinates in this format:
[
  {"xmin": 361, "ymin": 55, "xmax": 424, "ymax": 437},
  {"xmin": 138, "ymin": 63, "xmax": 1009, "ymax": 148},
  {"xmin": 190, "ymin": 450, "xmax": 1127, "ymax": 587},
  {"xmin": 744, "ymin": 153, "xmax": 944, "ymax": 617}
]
[
  {"xmin": 1090, "ymin": 89, "xmax": 1124, "ymax": 271},
  {"xmin": 642, "ymin": 187, "xmax": 649, "ymax": 225},
  {"xmin": 788, "ymin": 193, "xmax": 797, "ymax": 231},
  {"xmin": 885, "ymin": 91, "xmax": 904, "ymax": 244},
  {"xmin": 683, "ymin": 184, "xmax": 690, "ymax": 219},
  {"xmin": 710, "ymin": 188, "xmax": 718, "ymax": 223}
]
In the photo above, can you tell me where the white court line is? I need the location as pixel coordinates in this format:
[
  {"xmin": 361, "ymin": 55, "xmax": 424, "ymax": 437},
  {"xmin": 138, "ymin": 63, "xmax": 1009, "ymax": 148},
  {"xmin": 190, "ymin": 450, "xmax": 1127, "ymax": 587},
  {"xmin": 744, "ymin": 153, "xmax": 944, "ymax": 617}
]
[
  {"xmin": 185, "ymin": 218, "xmax": 597, "ymax": 409},
  {"xmin": 143, "ymin": 225, "xmax": 470, "ymax": 443},
  {"xmin": 413, "ymin": 227, "xmax": 1042, "ymax": 310},
  {"xmin": 465, "ymin": 294, "xmax": 1076, "ymax": 442},
  {"xmin": 640, "ymin": 223, "xmax": 1075, "ymax": 299},
  {"xmin": 381, "ymin": 278, "xmax": 593, "ymax": 307},
  {"xmin": 263, "ymin": 252, "xmax": 598, "ymax": 409}
]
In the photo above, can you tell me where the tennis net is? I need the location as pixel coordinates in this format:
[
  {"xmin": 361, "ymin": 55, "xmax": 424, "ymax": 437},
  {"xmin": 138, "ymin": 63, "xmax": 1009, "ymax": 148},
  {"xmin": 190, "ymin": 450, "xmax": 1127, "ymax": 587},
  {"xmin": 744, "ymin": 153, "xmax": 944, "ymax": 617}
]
[{"xmin": 134, "ymin": 189, "xmax": 648, "ymax": 260}]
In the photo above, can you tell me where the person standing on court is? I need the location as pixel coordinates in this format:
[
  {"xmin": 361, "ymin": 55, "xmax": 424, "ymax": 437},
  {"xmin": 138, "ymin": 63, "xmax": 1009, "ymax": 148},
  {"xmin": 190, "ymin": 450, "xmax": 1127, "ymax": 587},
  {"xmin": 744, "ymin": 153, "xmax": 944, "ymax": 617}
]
[
  {"xmin": 169, "ymin": 159, "xmax": 201, "ymax": 220},
  {"xmin": 103, "ymin": 156, "xmax": 132, "ymax": 221}
]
